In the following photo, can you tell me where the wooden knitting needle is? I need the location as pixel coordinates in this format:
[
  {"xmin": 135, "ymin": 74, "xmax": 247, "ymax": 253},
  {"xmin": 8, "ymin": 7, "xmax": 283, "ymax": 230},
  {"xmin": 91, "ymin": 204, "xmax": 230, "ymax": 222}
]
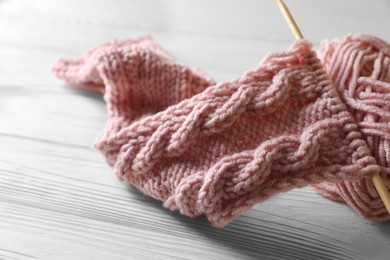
[
  {"xmin": 276, "ymin": 0, "xmax": 303, "ymax": 40},
  {"xmin": 276, "ymin": 0, "xmax": 390, "ymax": 215}
]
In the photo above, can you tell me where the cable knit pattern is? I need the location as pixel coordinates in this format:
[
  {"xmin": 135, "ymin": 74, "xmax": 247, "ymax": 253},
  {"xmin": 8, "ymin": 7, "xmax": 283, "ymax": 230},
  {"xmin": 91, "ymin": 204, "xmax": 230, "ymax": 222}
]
[
  {"xmin": 313, "ymin": 34, "xmax": 390, "ymax": 220},
  {"xmin": 52, "ymin": 37, "xmax": 378, "ymax": 227}
]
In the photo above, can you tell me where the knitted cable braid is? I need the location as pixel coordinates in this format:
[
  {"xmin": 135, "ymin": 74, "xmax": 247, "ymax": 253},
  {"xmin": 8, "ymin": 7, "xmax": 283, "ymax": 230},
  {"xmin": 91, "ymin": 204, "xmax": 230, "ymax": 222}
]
[
  {"xmin": 313, "ymin": 34, "xmax": 390, "ymax": 220},
  {"xmin": 52, "ymin": 37, "xmax": 378, "ymax": 227}
]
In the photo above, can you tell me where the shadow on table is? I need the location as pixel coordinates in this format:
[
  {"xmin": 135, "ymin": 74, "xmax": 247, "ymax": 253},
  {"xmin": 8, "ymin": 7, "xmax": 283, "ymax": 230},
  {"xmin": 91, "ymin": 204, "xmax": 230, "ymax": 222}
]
[
  {"xmin": 372, "ymin": 220, "xmax": 390, "ymax": 235},
  {"xmin": 66, "ymin": 85, "xmax": 104, "ymax": 102},
  {"xmin": 125, "ymin": 184, "xmax": 357, "ymax": 260}
]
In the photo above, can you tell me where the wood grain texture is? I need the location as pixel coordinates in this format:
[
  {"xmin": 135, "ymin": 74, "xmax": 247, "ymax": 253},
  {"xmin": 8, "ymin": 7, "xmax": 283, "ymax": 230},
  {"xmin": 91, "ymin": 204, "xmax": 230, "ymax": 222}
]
[{"xmin": 1, "ymin": 0, "xmax": 390, "ymax": 259}]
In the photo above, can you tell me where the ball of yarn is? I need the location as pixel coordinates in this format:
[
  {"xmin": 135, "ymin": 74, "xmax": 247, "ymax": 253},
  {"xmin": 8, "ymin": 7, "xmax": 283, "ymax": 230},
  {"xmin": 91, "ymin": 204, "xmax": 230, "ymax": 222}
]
[
  {"xmin": 313, "ymin": 34, "xmax": 390, "ymax": 220},
  {"xmin": 53, "ymin": 37, "xmax": 378, "ymax": 227}
]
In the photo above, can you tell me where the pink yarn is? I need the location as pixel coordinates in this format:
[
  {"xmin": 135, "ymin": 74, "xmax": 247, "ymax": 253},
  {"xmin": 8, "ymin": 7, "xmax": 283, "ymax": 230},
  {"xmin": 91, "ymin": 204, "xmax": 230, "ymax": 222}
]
[
  {"xmin": 52, "ymin": 37, "xmax": 378, "ymax": 227},
  {"xmin": 313, "ymin": 34, "xmax": 390, "ymax": 220},
  {"xmin": 53, "ymin": 37, "xmax": 214, "ymax": 122}
]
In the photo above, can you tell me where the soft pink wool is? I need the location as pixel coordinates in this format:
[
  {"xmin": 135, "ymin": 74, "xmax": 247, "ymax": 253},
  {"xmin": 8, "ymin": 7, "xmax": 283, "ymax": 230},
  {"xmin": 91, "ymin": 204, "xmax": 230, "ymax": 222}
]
[
  {"xmin": 52, "ymin": 37, "xmax": 378, "ymax": 227},
  {"xmin": 313, "ymin": 34, "xmax": 390, "ymax": 220}
]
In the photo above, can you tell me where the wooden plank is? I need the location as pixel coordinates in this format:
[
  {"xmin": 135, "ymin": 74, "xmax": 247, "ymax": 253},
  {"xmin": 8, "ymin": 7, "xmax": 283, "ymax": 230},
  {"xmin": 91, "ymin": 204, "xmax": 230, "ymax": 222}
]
[
  {"xmin": 1, "ymin": 0, "xmax": 390, "ymax": 259},
  {"xmin": 1, "ymin": 135, "xmax": 390, "ymax": 259}
]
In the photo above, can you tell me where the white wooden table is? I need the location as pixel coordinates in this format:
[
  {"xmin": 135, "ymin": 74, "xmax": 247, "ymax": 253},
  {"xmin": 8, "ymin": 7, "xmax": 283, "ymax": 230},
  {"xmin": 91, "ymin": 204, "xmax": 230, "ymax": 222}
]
[{"xmin": 1, "ymin": 0, "xmax": 390, "ymax": 259}]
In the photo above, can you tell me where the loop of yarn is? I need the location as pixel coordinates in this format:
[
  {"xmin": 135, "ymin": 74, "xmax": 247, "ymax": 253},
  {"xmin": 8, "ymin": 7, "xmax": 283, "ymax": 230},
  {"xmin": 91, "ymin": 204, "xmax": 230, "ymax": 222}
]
[
  {"xmin": 53, "ymin": 36, "xmax": 379, "ymax": 227},
  {"xmin": 313, "ymin": 34, "xmax": 390, "ymax": 220}
]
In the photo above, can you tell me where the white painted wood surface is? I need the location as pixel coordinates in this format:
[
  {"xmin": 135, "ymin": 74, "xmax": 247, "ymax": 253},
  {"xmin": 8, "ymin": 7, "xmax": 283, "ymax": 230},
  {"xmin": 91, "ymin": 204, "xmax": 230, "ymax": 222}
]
[{"xmin": 1, "ymin": 0, "xmax": 390, "ymax": 259}]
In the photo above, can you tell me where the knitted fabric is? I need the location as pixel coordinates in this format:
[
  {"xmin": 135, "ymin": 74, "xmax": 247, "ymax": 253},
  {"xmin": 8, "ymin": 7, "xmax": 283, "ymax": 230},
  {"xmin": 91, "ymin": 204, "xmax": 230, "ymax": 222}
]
[
  {"xmin": 52, "ymin": 37, "xmax": 378, "ymax": 227},
  {"xmin": 52, "ymin": 37, "xmax": 214, "ymax": 122},
  {"xmin": 313, "ymin": 34, "xmax": 390, "ymax": 220}
]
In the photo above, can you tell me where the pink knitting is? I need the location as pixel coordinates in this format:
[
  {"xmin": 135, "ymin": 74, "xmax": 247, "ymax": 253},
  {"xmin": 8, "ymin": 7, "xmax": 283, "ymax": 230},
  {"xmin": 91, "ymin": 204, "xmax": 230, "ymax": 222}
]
[
  {"xmin": 313, "ymin": 34, "xmax": 390, "ymax": 220},
  {"xmin": 52, "ymin": 37, "xmax": 378, "ymax": 227}
]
